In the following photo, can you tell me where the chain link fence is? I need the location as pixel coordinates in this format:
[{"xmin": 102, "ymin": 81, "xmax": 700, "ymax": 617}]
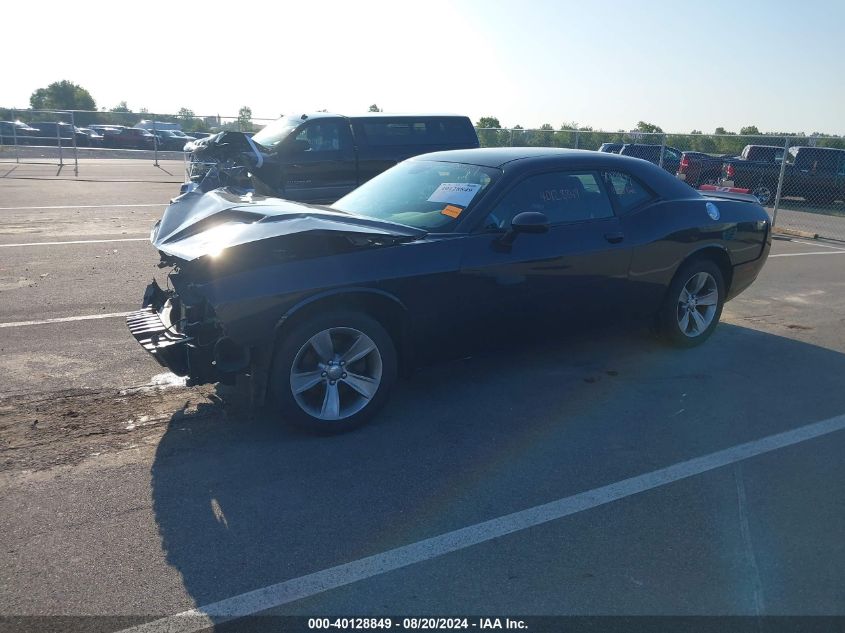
[{"xmin": 2, "ymin": 107, "xmax": 843, "ymax": 241}]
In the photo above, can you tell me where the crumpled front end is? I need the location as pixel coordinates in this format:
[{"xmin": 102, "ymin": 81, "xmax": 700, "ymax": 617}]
[
  {"xmin": 128, "ymin": 189, "xmax": 425, "ymax": 386},
  {"xmin": 127, "ymin": 278, "xmax": 246, "ymax": 386},
  {"xmin": 182, "ymin": 131, "xmax": 277, "ymax": 196}
]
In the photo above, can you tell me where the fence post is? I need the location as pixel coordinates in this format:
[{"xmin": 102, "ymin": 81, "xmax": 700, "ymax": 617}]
[
  {"xmin": 56, "ymin": 113, "xmax": 63, "ymax": 167},
  {"xmin": 575, "ymin": 129, "xmax": 580, "ymax": 149},
  {"xmin": 771, "ymin": 137, "xmax": 790, "ymax": 227},
  {"xmin": 70, "ymin": 111, "xmax": 78, "ymax": 176},
  {"xmin": 11, "ymin": 108, "xmax": 20, "ymax": 164},
  {"xmin": 153, "ymin": 115, "xmax": 159, "ymax": 167},
  {"xmin": 658, "ymin": 133, "xmax": 666, "ymax": 169}
]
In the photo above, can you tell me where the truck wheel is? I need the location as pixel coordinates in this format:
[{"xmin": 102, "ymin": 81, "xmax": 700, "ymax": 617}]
[
  {"xmin": 270, "ymin": 311, "xmax": 397, "ymax": 434},
  {"xmin": 751, "ymin": 183, "xmax": 773, "ymax": 206},
  {"xmin": 657, "ymin": 258, "xmax": 725, "ymax": 348}
]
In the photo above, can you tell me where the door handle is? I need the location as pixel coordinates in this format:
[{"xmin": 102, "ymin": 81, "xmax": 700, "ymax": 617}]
[{"xmin": 604, "ymin": 231, "xmax": 625, "ymax": 244}]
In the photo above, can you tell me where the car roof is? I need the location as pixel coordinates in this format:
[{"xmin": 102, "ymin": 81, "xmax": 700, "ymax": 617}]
[{"xmin": 410, "ymin": 147, "xmax": 698, "ymax": 198}]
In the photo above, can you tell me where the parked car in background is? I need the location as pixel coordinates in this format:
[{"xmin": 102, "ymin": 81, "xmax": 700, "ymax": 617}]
[
  {"xmin": 168, "ymin": 129, "xmax": 196, "ymax": 145},
  {"xmin": 724, "ymin": 146, "xmax": 845, "ymax": 205},
  {"xmin": 719, "ymin": 145, "xmax": 785, "ymax": 205},
  {"xmin": 29, "ymin": 122, "xmax": 91, "ymax": 147},
  {"xmin": 103, "ymin": 127, "xmax": 157, "ymax": 150},
  {"xmin": 77, "ymin": 128, "xmax": 104, "ymax": 147},
  {"xmin": 619, "ymin": 143, "xmax": 682, "ymax": 174},
  {"xmin": 676, "ymin": 151, "xmax": 732, "ymax": 188},
  {"xmin": 152, "ymin": 129, "xmax": 197, "ymax": 150},
  {"xmin": 0, "ymin": 121, "xmax": 39, "ymax": 145},
  {"xmin": 598, "ymin": 142, "xmax": 623, "ymax": 153},
  {"xmin": 130, "ymin": 148, "xmax": 771, "ymax": 432},
  {"xmin": 185, "ymin": 112, "xmax": 481, "ymax": 202},
  {"xmin": 89, "ymin": 125, "xmax": 125, "ymax": 147},
  {"xmin": 135, "ymin": 120, "xmax": 183, "ymax": 132}
]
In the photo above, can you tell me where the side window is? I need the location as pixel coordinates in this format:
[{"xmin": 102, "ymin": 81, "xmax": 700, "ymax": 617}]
[
  {"xmin": 603, "ymin": 171, "xmax": 654, "ymax": 213},
  {"xmin": 295, "ymin": 122, "xmax": 345, "ymax": 152},
  {"xmin": 483, "ymin": 171, "xmax": 614, "ymax": 230}
]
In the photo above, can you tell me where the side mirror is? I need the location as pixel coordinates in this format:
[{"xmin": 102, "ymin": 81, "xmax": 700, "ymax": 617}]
[{"xmin": 496, "ymin": 211, "xmax": 549, "ymax": 250}]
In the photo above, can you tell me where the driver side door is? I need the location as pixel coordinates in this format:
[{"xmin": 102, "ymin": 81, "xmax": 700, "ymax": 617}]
[
  {"xmin": 458, "ymin": 169, "xmax": 632, "ymax": 334},
  {"xmin": 280, "ymin": 119, "xmax": 358, "ymax": 203}
]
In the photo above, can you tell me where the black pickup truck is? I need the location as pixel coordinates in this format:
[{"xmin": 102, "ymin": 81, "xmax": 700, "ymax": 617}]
[
  {"xmin": 724, "ymin": 145, "xmax": 845, "ymax": 205},
  {"xmin": 184, "ymin": 112, "xmax": 480, "ymax": 202}
]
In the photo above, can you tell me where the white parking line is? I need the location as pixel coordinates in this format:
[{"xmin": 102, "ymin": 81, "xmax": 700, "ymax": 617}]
[
  {"xmin": 0, "ymin": 237, "xmax": 147, "ymax": 248},
  {"xmin": 119, "ymin": 412, "xmax": 845, "ymax": 633},
  {"xmin": 790, "ymin": 239, "xmax": 845, "ymax": 251},
  {"xmin": 0, "ymin": 312, "xmax": 131, "ymax": 328},
  {"xmin": 0, "ymin": 203, "xmax": 167, "ymax": 210},
  {"xmin": 770, "ymin": 251, "xmax": 845, "ymax": 258}
]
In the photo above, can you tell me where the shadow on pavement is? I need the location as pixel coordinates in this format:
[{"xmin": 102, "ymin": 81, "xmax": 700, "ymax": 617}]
[{"xmin": 150, "ymin": 323, "xmax": 845, "ymax": 613}]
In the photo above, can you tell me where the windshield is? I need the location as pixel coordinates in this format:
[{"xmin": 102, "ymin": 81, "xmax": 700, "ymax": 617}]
[
  {"xmin": 332, "ymin": 160, "xmax": 500, "ymax": 231},
  {"xmin": 252, "ymin": 116, "xmax": 302, "ymax": 150}
]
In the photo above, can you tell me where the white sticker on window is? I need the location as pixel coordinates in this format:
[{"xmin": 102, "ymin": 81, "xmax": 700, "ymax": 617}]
[{"xmin": 427, "ymin": 183, "xmax": 482, "ymax": 207}]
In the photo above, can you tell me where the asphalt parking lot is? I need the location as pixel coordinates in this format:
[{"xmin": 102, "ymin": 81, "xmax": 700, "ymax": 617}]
[{"xmin": 1, "ymin": 161, "xmax": 844, "ymax": 630}]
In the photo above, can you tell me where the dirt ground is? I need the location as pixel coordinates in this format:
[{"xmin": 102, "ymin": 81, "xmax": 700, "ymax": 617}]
[{"xmin": 0, "ymin": 383, "xmax": 222, "ymax": 472}]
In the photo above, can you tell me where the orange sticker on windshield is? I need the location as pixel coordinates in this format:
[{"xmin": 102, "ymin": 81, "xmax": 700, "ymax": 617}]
[{"xmin": 441, "ymin": 204, "xmax": 463, "ymax": 218}]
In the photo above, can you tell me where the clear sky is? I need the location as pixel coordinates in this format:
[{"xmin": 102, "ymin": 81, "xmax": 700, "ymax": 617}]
[{"xmin": 5, "ymin": 0, "xmax": 844, "ymax": 134}]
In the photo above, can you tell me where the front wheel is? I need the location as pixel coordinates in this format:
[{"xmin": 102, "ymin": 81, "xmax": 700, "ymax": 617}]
[
  {"xmin": 270, "ymin": 311, "xmax": 397, "ymax": 433},
  {"xmin": 657, "ymin": 259, "xmax": 725, "ymax": 347}
]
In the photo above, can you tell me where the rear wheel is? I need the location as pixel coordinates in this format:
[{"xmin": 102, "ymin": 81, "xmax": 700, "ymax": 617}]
[
  {"xmin": 270, "ymin": 311, "xmax": 397, "ymax": 433},
  {"xmin": 658, "ymin": 259, "xmax": 725, "ymax": 347}
]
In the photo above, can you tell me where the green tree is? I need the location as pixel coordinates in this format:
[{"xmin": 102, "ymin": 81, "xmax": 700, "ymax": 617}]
[
  {"xmin": 475, "ymin": 116, "xmax": 506, "ymax": 147},
  {"xmin": 110, "ymin": 101, "xmax": 131, "ymax": 113},
  {"xmin": 368, "ymin": 104, "xmax": 382, "ymax": 112},
  {"xmin": 476, "ymin": 116, "xmax": 501, "ymax": 129},
  {"xmin": 531, "ymin": 123, "xmax": 554, "ymax": 147},
  {"xmin": 177, "ymin": 107, "xmax": 195, "ymax": 121},
  {"xmin": 29, "ymin": 80, "xmax": 96, "ymax": 111},
  {"xmin": 739, "ymin": 125, "xmax": 760, "ymax": 135},
  {"xmin": 635, "ymin": 121, "xmax": 663, "ymax": 134},
  {"xmin": 237, "ymin": 106, "xmax": 253, "ymax": 132}
]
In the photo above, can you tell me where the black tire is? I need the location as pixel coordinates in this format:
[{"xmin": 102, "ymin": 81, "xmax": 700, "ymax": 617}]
[
  {"xmin": 269, "ymin": 310, "xmax": 397, "ymax": 434},
  {"xmin": 657, "ymin": 258, "xmax": 725, "ymax": 348}
]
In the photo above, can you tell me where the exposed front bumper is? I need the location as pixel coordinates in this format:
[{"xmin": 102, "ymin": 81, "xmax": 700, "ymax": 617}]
[{"xmin": 126, "ymin": 282, "xmax": 191, "ymax": 375}]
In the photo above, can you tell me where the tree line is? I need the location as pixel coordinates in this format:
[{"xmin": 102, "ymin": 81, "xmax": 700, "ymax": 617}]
[
  {"xmin": 5, "ymin": 80, "xmax": 844, "ymax": 152},
  {"xmin": 475, "ymin": 118, "xmax": 845, "ymax": 153}
]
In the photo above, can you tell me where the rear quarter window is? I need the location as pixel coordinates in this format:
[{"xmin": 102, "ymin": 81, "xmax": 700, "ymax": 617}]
[{"xmin": 603, "ymin": 171, "xmax": 654, "ymax": 212}]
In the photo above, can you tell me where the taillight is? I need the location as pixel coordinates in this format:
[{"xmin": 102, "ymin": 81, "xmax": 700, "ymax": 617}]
[
  {"xmin": 726, "ymin": 164, "xmax": 735, "ymax": 178},
  {"xmin": 679, "ymin": 156, "xmax": 690, "ymax": 173}
]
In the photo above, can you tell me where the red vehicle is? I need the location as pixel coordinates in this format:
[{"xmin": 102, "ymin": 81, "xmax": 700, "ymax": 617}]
[{"xmin": 677, "ymin": 152, "xmax": 731, "ymax": 188}]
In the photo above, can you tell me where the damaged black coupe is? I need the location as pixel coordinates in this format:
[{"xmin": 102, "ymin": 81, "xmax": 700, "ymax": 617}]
[{"xmin": 128, "ymin": 148, "xmax": 771, "ymax": 432}]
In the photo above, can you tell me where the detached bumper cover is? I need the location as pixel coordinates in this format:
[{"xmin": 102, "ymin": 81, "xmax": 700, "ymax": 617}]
[{"xmin": 126, "ymin": 284, "xmax": 191, "ymax": 375}]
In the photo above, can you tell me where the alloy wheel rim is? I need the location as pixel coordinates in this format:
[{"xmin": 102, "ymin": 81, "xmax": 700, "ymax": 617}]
[
  {"xmin": 752, "ymin": 185, "xmax": 771, "ymax": 205},
  {"xmin": 677, "ymin": 272, "xmax": 718, "ymax": 337},
  {"xmin": 290, "ymin": 327, "xmax": 382, "ymax": 421}
]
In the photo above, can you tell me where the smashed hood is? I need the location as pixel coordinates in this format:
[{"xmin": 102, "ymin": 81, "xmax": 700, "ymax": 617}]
[{"xmin": 151, "ymin": 188, "xmax": 426, "ymax": 262}]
